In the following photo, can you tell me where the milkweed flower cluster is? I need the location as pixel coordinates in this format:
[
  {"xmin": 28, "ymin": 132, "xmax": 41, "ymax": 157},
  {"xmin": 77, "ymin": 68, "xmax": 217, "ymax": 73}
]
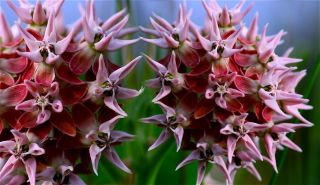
[
  {"xmin": 0, "ymin": 0, "xmax": 141, "ymax": 184},
  {"xmin": 0, "ymin": 0, "xmax": 313, "ymax": 185},
  {"xmin": 141, "ymin": 0, "xmax": 313, "ymax": 184}
]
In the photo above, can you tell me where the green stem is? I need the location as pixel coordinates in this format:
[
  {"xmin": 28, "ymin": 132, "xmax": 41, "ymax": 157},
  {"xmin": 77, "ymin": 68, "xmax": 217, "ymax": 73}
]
[{"xmin": 146, "ymin": 142, "xmax": 175, "ymax": 185}]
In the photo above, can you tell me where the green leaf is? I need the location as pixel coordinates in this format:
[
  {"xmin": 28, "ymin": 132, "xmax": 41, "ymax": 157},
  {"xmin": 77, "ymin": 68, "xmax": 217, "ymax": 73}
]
[{"xmin": 146, "ymin": 142, "xmax": 175, "ymax": 185}]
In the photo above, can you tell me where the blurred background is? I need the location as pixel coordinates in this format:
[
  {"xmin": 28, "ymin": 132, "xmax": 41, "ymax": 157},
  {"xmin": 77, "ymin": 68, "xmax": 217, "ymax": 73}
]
[{"xmin": 1, "ymin": 0, "xmax": 319, "ymax": 184}]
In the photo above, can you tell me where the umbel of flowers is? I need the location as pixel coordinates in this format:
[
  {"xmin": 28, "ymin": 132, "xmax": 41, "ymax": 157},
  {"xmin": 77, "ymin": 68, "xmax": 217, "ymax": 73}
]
[
  {"xmin": 0, "ymin": 0, "xmax": 313, "ymax": 185},
  {"xmin": 0, "ymin": 0, "xmax": 141, "ymax": 184},
  {"xmin": 141, "ymin": 0, "xmax": 313, "ymax": 184}
]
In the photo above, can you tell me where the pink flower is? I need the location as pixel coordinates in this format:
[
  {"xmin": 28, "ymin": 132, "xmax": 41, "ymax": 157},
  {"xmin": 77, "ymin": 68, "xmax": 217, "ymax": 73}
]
[
  {"xmin": 141, "ymin": 6, "xmax": 200, "ymax": 67},
  {"xmin": 202, "ymin": 0, "xmax": 252, "ymax": 27},
  {"xmin": 176, "ymin": 141, "xmax": 231, "ymax": 185},
  {"xmin": 0, "ymin": 130, "xmax": 45, "ymax": 185},
  {"xmin": 69, "ymin": 1, "xmax": 140, "ymax": 75},
  {"xmin": 220, "ymin": 114, "xmax": 268, "ymax": 163},
  {"xmin": 205, "ymin": 73, "xmax": 244, "ymax": 111},
  {"xmin": 85, "ymin": 55, "xmax": 142, "ymax": 116},
  {"xmin": 144, "ymin": 51, "xmax": 185, "ymax": 102},
  {"xmin": 6, "ymin": 0, "xmax": 64, "ymax": 26},
  {"xmin": 15, "ymin": 80, "xmax": 63, "ymax": 127},
  {"xmin": 86, "ymin": 115, "xmax": 133, "ymax": 175},
  {"xmin": 227, "ymin": 150, "xmax": 262, "ymax": 184},
  {"xmin": 36, "ymin": 165, "xmax": 85, "ymax": 185},
  {"xmin": 263, "ymin": 122, "xmax": 311, "ymax": 172}
]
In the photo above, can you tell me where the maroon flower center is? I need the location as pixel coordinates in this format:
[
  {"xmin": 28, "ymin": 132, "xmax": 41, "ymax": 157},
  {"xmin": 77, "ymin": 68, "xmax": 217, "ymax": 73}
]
[{"xmin": 233, "ymin": 125, "xmax": 247, "ymax": 136}]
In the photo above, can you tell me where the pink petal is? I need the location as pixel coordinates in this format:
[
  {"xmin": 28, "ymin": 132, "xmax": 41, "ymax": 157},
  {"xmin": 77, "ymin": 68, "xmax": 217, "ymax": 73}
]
[
  {"xmin": 143, "ymin": 54, "xmax": 167, "ymax": 75},
  {"xmin": 152, "ymin": 85, "xmax": 171, "ymax": 102},
  {"xmin": 96, "ymin": 55, "xmax": 109, "ymax": 83},
  {"xmin": 94, "ymin": 32, "xmax": 114, "ymax": 52},
  {"xmin": 6, "ymin": 0, "xmax": 32, "ymax": 24},
  {"xmin": 116, "ymin": 86, "xmax": 143, "ymax": 99},
  {"xmin": 82, "ymin": 17, "xmax": 95, "ymax": 43},
  {"xmin": 68, "ymin": 173, "xmax": 86, "ymax": 185},
  {"xmin": 242, "ymin": 134, "xmax": 263, "ymax": 160},
  {"xmin": 110, "ymin": 130, "xmax": 134, "ymax": 143},
  {"xmin": 196, "ymin": 162, "xmax": 206, "ymax": 185},
  {"xmin": 264, "ymin": 134, "xmax": 278, "ymax": 173},
  {"xmin": 140, "ymin": 37, "xmax": 169, "ymax": 48},
  {"xmin": 51, "ymin": 100, "xmax": 63, "ymax": 113},
  {"xmin": 102, "ymin": 8, "xmax": 127, "ymax": 31},
  {"xmin": 233, "ymin": 52, "xmax": 257, "ymax": 67},
  {"xmin": 16, "ymin": 24, "xmax": 39, "ymax": 50},
  {"xmin": 107, "ymin": 38, "xmax": 140, "ymax": 51},
  {"xmin": 89, "ymin": 144, "xmax": 104, "ymax": 175},
  {"xmin": 24, "ymin": 157, "xmax": 36, "ymax": 185},
  {"xmin": 109, "ymin": 56, "xmax": 141, "ymax": 83},
  {"xmin": 0, "ymin": 141, "xmax": 15, "ymax": 152},
  {"xmin": 104, "ymin": 96, "xmax": 127, "ymax": 117},
  {"xmin": 227, "ymin": 136, "xmax": 238, "ymax": 163},
  {"xmin": 172, "ymin": 126, "xmax": 184, "ymax": 151},
  {"xmin": 25, "ymin": 143, "xmax": 45, "ymax": 156},
  {"xmin": 247, "ymin": 13, "xmax": 259, "ymax": 42},
  {"xmin": 99, "ymin": 115, "xmax": 123, "ymax": 133},
  {"xmin": 16, "ymin": 50, "xmax": 43, "ymax": 63},
  {"xmin": 0, "ymin": 155, "xmax": 18, "ymax": 181},
  {"xmin": 246, "ymin": 163, "xmax": 262, "ymax": 181},
  {"xmin": 104, "ymin": 149, "xmax": 132, "ymax": 173},
  {"xmin": 0, "ymin": 11, "xmax": 13, "ymax": 43},
  {"xmin": 148, "ymin": 129, "xmax": 171, "ymax": 151},
  {"xmin": 219, "ymin": 6, "xmax": 231, "ymax": 26},
  {"xmin": 15, "ymin": 99, "xmax": 37, "ymax": 112},
  {"xmin": 141, "ymin": 114, "xmax": 167, "ymax": 125},
  {"xmin": 36, "ymin": 110, "xmax": 51, "ymax": 124},
  {"xmin": 281, "ymin": 135, "xmax": 302, "ymax": 152},
  {"xmin": 55, "ymin": 29, "xmax": 75, "ymax": 55},
  {"xmin": 32, "ymin": 0, "xmax": 46, "ymax": 25},
  {"xmin": 215, "ymin": 96, "xmax": 227, "ymax": 109},
  {"xmin": 176, "ymin": 150, "xmax": 201, "ymax": 170}
]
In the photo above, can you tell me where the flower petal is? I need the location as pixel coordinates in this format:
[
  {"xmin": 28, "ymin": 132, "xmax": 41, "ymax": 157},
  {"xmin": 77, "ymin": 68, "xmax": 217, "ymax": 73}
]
[
  {"xmin": 234, "ymin": 75, "xmax": 258, "ymax": 94},
  {"xmin": 104, "ymin": 149, "xmax": 132, "ymax": 173},
  {"xmin": 36, "ymin": 110, "xmax": 51, "ymax": 124},
  {"xmin": 0, "ymin": 155, "xmax": 18, "ymax": 181},
  {"xmin": 72, "ymin": 103, "xmax": 96, "ymax": 133},
  {"xmin": 109, "ymin": 56, "xmax": 141, "ymax": 84},
  {"xmin": 35, "ymin": 63, "xmax": 55, "ymax": 86},
  {"xmin": 0, "ymin": 84, "xmax": 27, "ymax": 106},
  {"xmin": 148, "ymin": 129, "xmax": 171, "ymax": 151},
  {"xmin": 24, "ymin": 157, "xmax": 36, "ymax": 185},
  {"xmin": 104, "ymin": 96, "xmax": 127, "ymax": 117},
  {"xmin": 176, "ymin": 150, "xmax": 201, "ymax": 170},
  {"xmin": 89, "ymin": 143, "xmax": 104, "ymax": 175},
  {"xmin": 50, "ymin": 110, "xmax": 76, "ymax": 137}
]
